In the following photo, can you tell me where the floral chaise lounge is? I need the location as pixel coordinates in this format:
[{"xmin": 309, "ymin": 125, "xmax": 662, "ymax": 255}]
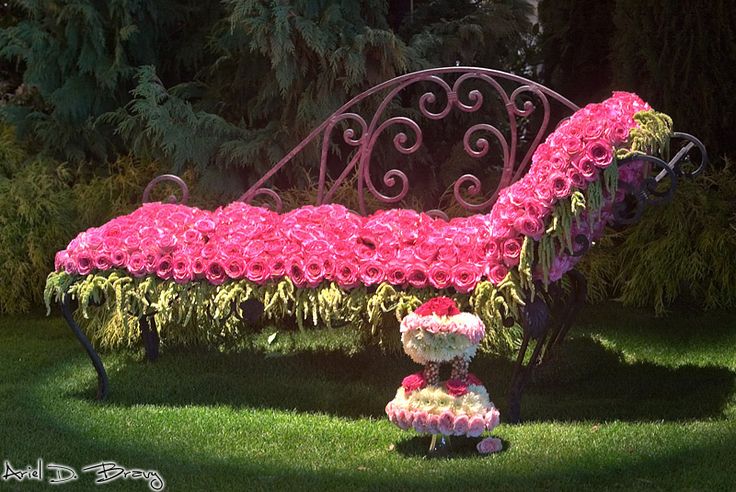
[{"xmin": 44, "ymin": 68, "xmax": 707, "ymax": 422}]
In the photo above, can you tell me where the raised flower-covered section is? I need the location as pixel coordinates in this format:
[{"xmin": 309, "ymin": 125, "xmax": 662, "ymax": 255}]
[{"xmin": 45, "ymin": 92, "xmax": 673, "ymax": 351}]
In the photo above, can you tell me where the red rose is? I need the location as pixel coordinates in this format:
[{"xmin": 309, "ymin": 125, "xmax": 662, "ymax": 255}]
[
  {"xmin": 414, "ymin": 296, "xmax": 460, "ymax": 317},
  {"xmin": 445, "ymin": 378, "xmax": 468, "ymax": 397},
  {"xmin": 401, "ymin": 372, "xmax": 426, "ymax": 394}
]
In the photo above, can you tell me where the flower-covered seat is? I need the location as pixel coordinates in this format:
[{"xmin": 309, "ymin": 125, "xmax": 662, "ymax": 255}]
[{"xmin": 45, "ymin": 68, "xmax": 706, "ymax": 420}]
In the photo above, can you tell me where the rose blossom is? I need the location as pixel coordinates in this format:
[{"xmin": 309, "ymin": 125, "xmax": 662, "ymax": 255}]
[
  {"xmin": 406, "ymin": 267, "xmax": 428, "ymax": 289},
  {"xmin": 428, "ymin": 263, "xmax": 452, "ymax": 289},
  {"xmin": 94, "ymin": 253, "xmax": 112, "ymax": 271},
  {"xmin": 550, "ymin": 172, "xmax": 572, "ymax": 198},
  {"xmin": 205, "ymin": 260, "xmax": 227, "ymax": 285},
  {"xmin": 438, "ymin": 411, "xmax": 455, "ymax": 435},
  {"xmin": 467, "ymin": 415, "xmax": 486, "ymax": 437},
  {"xmin": 413, "ymin": 411, "xmax": 429, "ymax": 434},
  {"xmin": 452, "ymin": 414, "xmax": 469, "ymax": 436},
  {"xmin": 451, "ymin": 263, "xmax": 480, "ymax": 293},
  {"xmin": 502, "ymin": 238, "xmax": 522, "ymax": 266},
  {"xmin": 386, "ymin": 264, "xmax": 406, "ymax": 285},
  {"xmin": 335, "ymin": 261, "xmax": 359, "ymax": 288},
  {"xmin": 111, "ymin": 250, "xmax": 129, "ymax": 268},
  {"xmin": 585, "ymin": 139, "xmax": 614, "ymax": 168},
  {"xmin": 224, "ymin": 257, "xmax": 246, "ymax": 279},
  {"xmin": 477, "ymin": 437, "xmax": 503, "ymax": 454},
  {"xmin": 127, "ymin": 253, "xmax": 146, "ymax": 277},
  {"xmin": 445, "ymin": 378, "xmax": 468, "ymax": 397},
  {"xmin": 155, "ymin": 255, "xmax": 174, "ymax": 280},
  {"xmin": 414, "ymin": 297, "xmax": 460, "ymax": 317},
  {"xmin": 244, "ymin": 260, "xmax": 269, "ymax": 284},
  {"xmin": 427, "ymin": 414, "xmax": 440, "ymax": 435},
  {"xmin": 76, "ymin": 253, "xmax": 94, "ymax": 275},
  {"xmin": 359, "ymin": 261, "xmax": 385, "ymax": 285},
  {"xmin": 304, "ymin": 257, "xmax": 325, "ymax": 286},
  {"xmin": 402, "ymin": 372, "xmax": 427, "ymax": 394},
  {"xmin": 513, "ymin": 215, "xmax": 544, "ymax": 240},
  {"xmin": 172, "ymin": 255, "xmax": 193, "ymax": 283}
]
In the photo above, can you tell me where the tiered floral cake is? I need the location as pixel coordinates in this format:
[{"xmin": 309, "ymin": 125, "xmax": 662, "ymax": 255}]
[{"xmin": 386, "ymin": 297, "xmax": 502, "ymax": 454}]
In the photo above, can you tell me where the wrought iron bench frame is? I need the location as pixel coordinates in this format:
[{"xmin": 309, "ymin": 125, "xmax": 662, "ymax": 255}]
[{"xmin": 58, "ymin": 66, "xmax": 707, "ymax": 423}]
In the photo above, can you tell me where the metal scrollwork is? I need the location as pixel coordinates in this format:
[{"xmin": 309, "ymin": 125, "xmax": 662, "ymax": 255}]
[
  {"xmin": 142, "ymin": 174, "xmax": 189, "ymax": 205},
  {"xmin": 233, "ymin": 67, "xmax": 581, "ymax": 214}
]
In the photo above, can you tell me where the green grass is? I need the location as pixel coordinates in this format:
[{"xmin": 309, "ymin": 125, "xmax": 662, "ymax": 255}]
[{"xmin": 2, "ymin": 304, "xmax": 736, "ymax": 491}]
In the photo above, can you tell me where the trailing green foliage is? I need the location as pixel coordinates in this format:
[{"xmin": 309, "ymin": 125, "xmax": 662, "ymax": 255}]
[
  {"xmin": 580, "ymin": 163, "xmax": 736, "ymax": 314},
  {"xmin": 45, "ymin": 270, "xmax": 523, "ymax": 356}
]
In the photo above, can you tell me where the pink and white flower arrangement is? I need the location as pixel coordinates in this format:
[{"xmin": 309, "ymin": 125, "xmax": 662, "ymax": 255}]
[{"xmin": 400, "ymin": 297, "xmax": 486, "ymax": 364}]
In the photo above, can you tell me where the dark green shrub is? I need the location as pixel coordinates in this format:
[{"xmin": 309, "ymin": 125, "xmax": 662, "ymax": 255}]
[
  {"xmin": 613, "ymin": 0, "xmax": 736, "ymax": 160},
  {"xmin": 580, "ymin": 163, "xmax": 736, "ymax": 313}
]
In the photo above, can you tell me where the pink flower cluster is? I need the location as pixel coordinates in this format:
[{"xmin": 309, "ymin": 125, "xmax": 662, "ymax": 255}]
[
  {"xmin": 385, "ymin": 403, "xmax": 501, "ymax": 437},
  {"xmin": 400, "ymin": 311, "xmax": 486, "ymax": 344},
  {"xmin": 54, "ymin": 92, "xmax": 650, "ymax": 291}
]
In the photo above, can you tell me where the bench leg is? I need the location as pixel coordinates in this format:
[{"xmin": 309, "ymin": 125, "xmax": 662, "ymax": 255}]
[
  {"xmin": 506, "ymin": 270, "xmax": 587, "ymax": 423},
  {"xmin": 140, "ymin": 315, "xmax": 160, "ymax": 362},
  {"xmin": 59, "ymin": 295, "xmax": 109, "ymax": 400}
]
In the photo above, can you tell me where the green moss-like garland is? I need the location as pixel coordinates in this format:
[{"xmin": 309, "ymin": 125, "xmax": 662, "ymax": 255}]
[{"xmin": 45, "ymin": 270, "xmax": 524, "ymax": 355}]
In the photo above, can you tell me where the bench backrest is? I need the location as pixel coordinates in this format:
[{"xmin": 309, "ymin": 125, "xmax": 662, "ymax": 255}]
[{"xmin": 237, "ymin": 67, "xmax": 580, "ymax": 218}]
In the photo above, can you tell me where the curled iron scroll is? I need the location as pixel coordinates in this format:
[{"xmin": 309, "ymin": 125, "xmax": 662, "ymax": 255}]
[
  {"xmin": 570, "ymin": 234, "xmax": 591, "ymax": 257},
  {"xmin": 142, "ymin": 174, "xmax": 189, "ymax": 205},
  {"xmin": 670, "ymin": 132, "xmax": 708, "ymax": 178},
  {"xmin": 242, "ymin": 188, "xmax": 284, "ymax": 212}
]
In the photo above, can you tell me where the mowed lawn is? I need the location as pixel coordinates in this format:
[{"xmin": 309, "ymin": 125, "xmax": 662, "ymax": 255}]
[{"xmin": 2, "ymin": 304, "xmax": 735, "ymax": 491}]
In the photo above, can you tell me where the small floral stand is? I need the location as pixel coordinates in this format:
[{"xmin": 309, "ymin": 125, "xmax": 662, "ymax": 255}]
[{"xmin": 386, "ymin": 297, "xmax": 502, "ymax": 455}]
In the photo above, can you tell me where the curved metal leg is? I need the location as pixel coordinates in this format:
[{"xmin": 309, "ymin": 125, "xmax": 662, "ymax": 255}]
[
  {"xmin": 60, "ymin": 294, "xmax": 109, "ymax": 400},
  {"xmin": 140, "ymin": 315, "xmax": 160, "ymax": 362}
]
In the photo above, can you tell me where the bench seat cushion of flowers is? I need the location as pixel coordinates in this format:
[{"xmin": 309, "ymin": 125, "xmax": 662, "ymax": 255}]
[{"xmin": 52, "ymin": 92, "xmax": 666, "ymax": 297}]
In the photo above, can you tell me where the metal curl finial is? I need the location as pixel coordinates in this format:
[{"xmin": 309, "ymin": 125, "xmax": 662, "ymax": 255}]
[{"xmin": 142, "ymin": 174, "xmax": 189, "ymax": 205}]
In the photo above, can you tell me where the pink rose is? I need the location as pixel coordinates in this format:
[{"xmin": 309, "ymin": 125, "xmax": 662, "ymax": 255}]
[
  {"xmin": 550, "ymin": 172, "xmax": 572, "ymax": 198},
  {"xmin": 172, "ymin": 255, "xmax": 193, "ymax": 283},
  {"xmin": 76, "ymin": 253, "xmax": 94, "ymax": 275},
  {"xmin": 413, "ymin": 411, "xmax": 429, "ymax": 434},
  {"xmin": 205, "ymin": 260, "xmax": 227, "ymax": 285},
  {"xmin": 195, "ymin": 218, "xmax": 216, "ymax": 234},
  {"xmin": 269, "ymin": 257, "xmax": 286, "ymax": 278},
  {"xmin": 335, "ymin": 261, "xmax": 359, "ymax": 288},
  {"xmin": 191, "ymin": 257, "xmax": 207, "ymax": 276},
  {"xmin": 438, "ymin": 411, "xmax": 454, "ymax": 435},
  {"xmin": 127, "ymin": 252, "xmax": 146, "ymax": 277},
  {"xmin": 427, "ymin": 414, "xmax": 440, "ymax": 435},
  {"xmin": 452, "ymin": 414, "xmax": 469, "ymax": 436},
  {"xmin": 401, "ymin": 372, "xmax": 427, "ymax": 394},
  {"xmin": 477, "ymin": 437, "xmax": 503, "ymax": 454},
  {"xmin": 488, "ymin": 264, "xmax": 509, "ymax": 284},
  {"xmin": 94, "ymin": 253, "xmax": 112, "ymax": 271},
  {"xmin": 386, "ymin": 264, "xmax": 406, "ymax": 285},
  {"xmin": 304, "ymin": 257, "xmax": 325, "ymax": 286},
  {"xmin": 573, "ymin": 155, "xmax": 598, "ymax": 181},
  {"xmin": 288, "ymin": 259, "xmax": 307, "ymax": 287},
  {"xmin": 224, "ymin": 257, "xmax": 246, "ymax": 279},
  {"xmin": 467, "ymin": 416, "xmax": 486, "ymax": 437},
  {"xmin": 585, "ymin": 139, "xmax": 613, "ymax": 168},
  {"xmin": 246, "ymin": 259, "xmax": 270, "ymax": 283},
  {"xmin": 451, "ymin": 263, "xmax": 480, "ymax": 293},
  {"xmin": 406, "ymin": 267, "xmax": 428, "ymax": 289},
  {"xmin": 485, "ymin": 409, "xmax": 501, "ymax": 430},
  {"xmin": 111, "ymin": 250, "xmax": 129, "ymax": 268},
  {"xmin": 359, "ymin": 260, "xmax": 385, "ymax": 285},
  {"xmin": 396, "ymin": 409, "xmax": 410, "ymax": 430},
  {"xmin": 428, "ymin": 263, "xmax": 452, "ymax": 289},
  {"xmin": 155, "ymin": 255, "xmax": 174, "ymax": 280},
  {"xmin": 445, "ymin": 378, "xmax": 468, "ymax": 397},
  {"xmin": 502, "ymin": 238, "xmax": 522, "ymax": 266},
  {"xmin": 513, "ymin": 215, "xmax": 544, "ymax": 240}
]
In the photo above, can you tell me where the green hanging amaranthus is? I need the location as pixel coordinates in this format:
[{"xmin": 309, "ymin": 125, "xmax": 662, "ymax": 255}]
[{"xmin": 45, "ymin": 270, "xmax": 523, "ymax": 355}]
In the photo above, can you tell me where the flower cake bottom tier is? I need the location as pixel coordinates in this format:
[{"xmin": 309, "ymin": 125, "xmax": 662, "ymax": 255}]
[{"xmin": 385, "ymin": 383, "xmax": 500, "ymax": 437}]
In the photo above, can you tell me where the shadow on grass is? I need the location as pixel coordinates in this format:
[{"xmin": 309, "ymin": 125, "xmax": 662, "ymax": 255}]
[
  {"xmin": 69, "ymin": 334, "xmax": 736, "ymax": 424},
  {"xmin": 394, "ymin": 435, "xmax": 510, "ymax": 459}
]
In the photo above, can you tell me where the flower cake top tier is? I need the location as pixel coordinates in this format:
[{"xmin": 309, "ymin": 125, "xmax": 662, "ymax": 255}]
[{"xmin": 400, "ymin": 297, "xmax": 486, "ymax": 364}]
